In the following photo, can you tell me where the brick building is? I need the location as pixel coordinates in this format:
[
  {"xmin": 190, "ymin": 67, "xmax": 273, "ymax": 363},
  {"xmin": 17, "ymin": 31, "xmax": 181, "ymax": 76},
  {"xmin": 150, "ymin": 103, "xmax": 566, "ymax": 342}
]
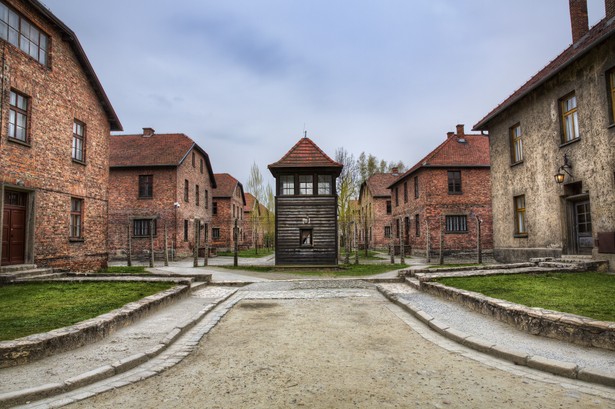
[
  {"xmin": 108, "ymin": 129, "xmax": 216, "ymax": 259},
  {"xmin": 211, "ymin": 173, "xmax": 246, "ymax": 251},
  {"xmin": 388, "ymin": 125, "xmax": 493, "ymax": 258},
  {"xmin": 242, "ymin": 192, "xmax": 271, "ymax": 250},
  {"xmin": 0, "ymin": 0, "xmax": 122, "ymax": 271},
  {"xmin": 473, "ymin": 0, "xmax": 615, "ymax": 268},
  {"xmin": 357, "ymin": 171, "xmax": 399, "ymax": 250}
]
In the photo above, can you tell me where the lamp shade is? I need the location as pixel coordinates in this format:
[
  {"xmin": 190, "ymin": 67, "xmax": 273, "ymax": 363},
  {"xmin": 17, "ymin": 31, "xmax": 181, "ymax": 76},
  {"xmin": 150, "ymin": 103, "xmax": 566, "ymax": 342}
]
[{"xmin": 554, "ymin": 172, "xmax": 565, "ymax": 184}]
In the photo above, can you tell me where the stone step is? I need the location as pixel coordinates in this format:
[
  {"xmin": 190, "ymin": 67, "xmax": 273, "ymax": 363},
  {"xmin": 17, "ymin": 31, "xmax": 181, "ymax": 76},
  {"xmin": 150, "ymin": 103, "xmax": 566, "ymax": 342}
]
[
  {"xmin": 0, "ymin": 267, "xmax": 55, "ymax": 283},
  {"xmin": 0, "ymin": 264, "xmax": 37, "ymax": 274},
  {"xmin": 13, "ymin": 272, "xmax": 66, "ymax": 282}
]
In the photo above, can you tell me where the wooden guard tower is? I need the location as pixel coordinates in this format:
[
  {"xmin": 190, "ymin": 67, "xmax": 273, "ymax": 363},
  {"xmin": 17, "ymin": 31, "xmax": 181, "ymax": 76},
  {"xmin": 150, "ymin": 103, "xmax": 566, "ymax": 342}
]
[{"xmin": 268, "ymin": 136, "xmax": 343, "ymax": 265}]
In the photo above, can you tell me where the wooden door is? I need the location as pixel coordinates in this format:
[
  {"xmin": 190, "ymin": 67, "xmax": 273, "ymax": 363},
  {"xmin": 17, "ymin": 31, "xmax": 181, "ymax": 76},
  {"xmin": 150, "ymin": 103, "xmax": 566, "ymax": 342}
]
[
  {"xmin": 574, "ymin": 200, "xmax": 593, "ymax": 255},
  {"xmin": 2, "ymin": 191, "xmax": 27, "ymax": 265}
]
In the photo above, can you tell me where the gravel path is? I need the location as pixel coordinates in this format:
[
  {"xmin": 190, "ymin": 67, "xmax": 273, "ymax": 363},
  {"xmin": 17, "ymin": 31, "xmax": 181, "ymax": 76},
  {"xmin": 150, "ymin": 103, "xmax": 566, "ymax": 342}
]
[{"xmin": 63, "ymin": 282, "xmax": 615, "ymax": 409}]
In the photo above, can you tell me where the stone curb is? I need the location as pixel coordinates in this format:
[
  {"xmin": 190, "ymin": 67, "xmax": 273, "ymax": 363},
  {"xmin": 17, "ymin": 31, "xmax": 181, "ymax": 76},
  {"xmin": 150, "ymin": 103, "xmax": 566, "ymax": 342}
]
[
  {"xmin": 0, "ymin": 288, "xmax": 238, "ymax": 408},
  {"xmin": 376, "ymin": 285, "xmax": 615, "ymax": 388}
]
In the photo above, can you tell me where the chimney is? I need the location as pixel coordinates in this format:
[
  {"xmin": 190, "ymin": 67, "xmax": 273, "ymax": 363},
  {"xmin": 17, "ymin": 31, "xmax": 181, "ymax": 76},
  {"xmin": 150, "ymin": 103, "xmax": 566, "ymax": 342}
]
[
  {"xmin": 392, "ymin": 167, "xmax": 399, "ymax": 176},
  {"xmin": 607, "ymin": 0, "xmax": 615, "ymax": 20},
  {"xmin": 142, "ymin": 127, "xmax": 155, "ymax": 137},
  {"xmin": 456, "ymin": 124, "xmax": 465, "ymax": 136},
  {"xmin": 446, "ymin": 131, "xmax": 455, "ymax": 139},
  {"xmin": 569, "ymin": 0, "xmax": 589, "ymax": 43}
]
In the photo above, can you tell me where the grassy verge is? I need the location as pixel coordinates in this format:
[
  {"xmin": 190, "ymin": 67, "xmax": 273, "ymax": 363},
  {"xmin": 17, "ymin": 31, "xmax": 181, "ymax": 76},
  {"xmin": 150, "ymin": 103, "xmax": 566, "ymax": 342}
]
[
  {"xmin": 0, "ymin": 281, "xmax": 174, "ymax": 341},
  {"xmin": 436, "ymin": 272, "xmax": 615, "ymax": 321},
  {"xmin": 216, "ymin": 248, "xmax": 274, "ymax": 258},
  {"xmin": 340, "ymin": 251, "xmax": 387, "ymax": 260},
  {"xmin": 219, "ymin": 263, "xmax": 407, "ymax": 277},
  {"xmin": 98, "ymin": 266, "xmax": 149, "ymax": 274}
]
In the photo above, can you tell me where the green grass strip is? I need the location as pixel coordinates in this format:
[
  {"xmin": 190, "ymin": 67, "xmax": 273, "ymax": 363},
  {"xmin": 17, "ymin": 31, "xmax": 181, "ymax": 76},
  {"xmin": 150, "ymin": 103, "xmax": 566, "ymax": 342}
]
[
  {"xmin": 436, "ymin": 272, "xmax": 615, "ymax": 321},
  {"xmin": 98, "ymin": 266, "xmax": 149, "ymax": 274},
  {"xmin": 0, "ymin": 281, "xmax": 174, "ymax": 341},
  {"xmin": 219, "ymin": 263, "xmax": 407, "ymax": 277},
  {"xmin": 216, "ymin": 248, "xmax": 274, "ymax": 258}
]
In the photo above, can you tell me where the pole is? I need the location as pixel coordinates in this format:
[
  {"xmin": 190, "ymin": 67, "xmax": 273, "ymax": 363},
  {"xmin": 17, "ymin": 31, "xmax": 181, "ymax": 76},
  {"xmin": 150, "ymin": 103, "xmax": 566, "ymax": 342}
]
[
  {"xmin": 389, "ymin": 225, "xmax": 395, "ymax": 264},
  {"xmin": 426, "ymin": 218, "xmax": 431, "ymax": 263},
  {"xmin": 193, "ymin": 219, "xmax": 199, "ymax": 267},
  {"xmin": 203, "ymin": 223, "xmax": 209, "ymax": 266},
  {"xmin": 233, "ymin": 218, "xmax": 239, "ymax": 267},
  {"xmin": 476, "ymin": 215, "xmax": 482, "ymax": 264},
  {"xmin": 149, "ymin": 219, "xmax": 154, "ymax": 268},
  {"xmin": 127, "ymin": 223, "xmax": 132, "ymax": 266},
  {"xmin": 400, "ymin": 217, "xmax": 405, "ymax": 264},
  {"xmin": 354, "ymin": 221, "xmax": 359, "ymax": 265},
  {"xmin": 439, "ymin": 215, "xmax": 444, "ymax": 265},
  {"xmin": 164, "ymin": 223, "xmax": 169, "ymax": 266}
]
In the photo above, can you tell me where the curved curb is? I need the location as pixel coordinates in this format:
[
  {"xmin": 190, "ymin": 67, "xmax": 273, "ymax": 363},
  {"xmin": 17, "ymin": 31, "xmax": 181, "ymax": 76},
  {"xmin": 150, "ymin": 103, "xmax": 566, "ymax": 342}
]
[
  {"xmin": 0, "ymin": 288, "xmax": 238, "ymax": 408},
  {"xmin": 376, "ymin": 285, "xmax": 615, "ymax": 388}
]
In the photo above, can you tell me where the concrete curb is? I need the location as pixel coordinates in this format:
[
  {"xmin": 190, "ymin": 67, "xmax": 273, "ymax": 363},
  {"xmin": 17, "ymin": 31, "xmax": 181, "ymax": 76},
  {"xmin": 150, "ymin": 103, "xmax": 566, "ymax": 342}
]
[
  {"xmin": 376, "ymin": 285, "xmax": 615, "ymax": 388},
  {"xmin": 0, "ymin": 288, "xmax": 238, "ymax": 408}
]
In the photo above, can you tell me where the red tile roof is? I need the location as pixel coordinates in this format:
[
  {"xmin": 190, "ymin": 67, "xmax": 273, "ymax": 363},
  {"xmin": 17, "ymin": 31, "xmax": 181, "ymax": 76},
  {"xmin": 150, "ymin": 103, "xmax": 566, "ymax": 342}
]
[
  {"xmin": 268, "ymin": 137, "xmax": 343, "ymax": 170},
  {"xmin": 363, "ymin": 173, "xmax": 399, "ymax": 198},
  {"xmin": 474, "ymin": 17, "xmax": 615, "ymax": 130},
  {"xmin": 109, "ymin": 132, "xmax": 217, "ymax": 187},
  {"xmin": 213, "ymin": 173, "xmax": 246, "ymax": 205},
  {"xmin": 389, "ymin": 132, "xmax": 490, "ymax": 188}
]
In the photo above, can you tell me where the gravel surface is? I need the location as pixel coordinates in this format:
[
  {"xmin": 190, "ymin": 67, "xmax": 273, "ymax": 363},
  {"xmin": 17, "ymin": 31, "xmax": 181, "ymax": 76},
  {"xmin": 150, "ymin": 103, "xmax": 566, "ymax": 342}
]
[
  {"xmin": 381, "ymin": 283, "xmax": 615, "ymax": 373},
  {"xmin": 63, "ymin": 285, "xmax": 615, "ymax": 409}
]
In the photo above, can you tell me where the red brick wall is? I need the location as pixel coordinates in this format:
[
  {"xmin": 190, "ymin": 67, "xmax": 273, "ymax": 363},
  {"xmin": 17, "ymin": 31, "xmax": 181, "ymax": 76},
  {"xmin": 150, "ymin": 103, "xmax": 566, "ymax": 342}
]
[
  {"xmin": 108, "ymin": 148, "xmax": 213, "ymax": 259},
  {"xmin": 212, "ymin": 187, "xmax": 245, "ymax": 250},
  {"xmin": 0, "ymin": 0, "xmax": 112, "ymax": 271},
  {"xmin": 358, "ymin": 187, "xmax": 393, "ymax": 250},
  {"xmin": 391, "ymin": 167, "xmax": 493, "ymax": 257}
]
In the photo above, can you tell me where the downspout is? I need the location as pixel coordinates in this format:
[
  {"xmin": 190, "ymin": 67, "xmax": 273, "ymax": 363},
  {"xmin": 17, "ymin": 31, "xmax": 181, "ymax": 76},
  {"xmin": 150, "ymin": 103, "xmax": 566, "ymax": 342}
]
[{"xmin": 0, "ymin": 46, "xmax": 5, "ymax": 268}]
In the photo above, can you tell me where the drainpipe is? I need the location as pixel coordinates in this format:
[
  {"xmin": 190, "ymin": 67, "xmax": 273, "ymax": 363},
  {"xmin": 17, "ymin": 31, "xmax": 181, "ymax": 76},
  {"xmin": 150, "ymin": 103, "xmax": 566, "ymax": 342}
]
[{"xmin": 0, "ymin": 183, "xmax": 4, "ymax": 268}]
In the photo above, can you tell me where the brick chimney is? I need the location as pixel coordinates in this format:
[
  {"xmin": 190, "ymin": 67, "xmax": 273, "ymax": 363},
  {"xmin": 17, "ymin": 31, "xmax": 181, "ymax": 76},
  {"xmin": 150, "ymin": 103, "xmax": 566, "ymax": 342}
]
[
  {"xmin": 456, "ymin": 124, "xmax": 465, "ymax": 136},
  {"xmin": 569, "ymin": 0, "xmax": 589, "ymax": 43},
  {"xmin": 447, "ymin": 131, "xmax": 455, "ymax": 139},
  {"xmin": 391, "ymin": 167, "xmax": 399, "ymax": 176},
  {"xmin": 607, "ymin": 0, "xmax": 615, "ymax": 20},
  {"xmin": 142, "ymin": 127, "xmax": 155, "ymax": 137}
]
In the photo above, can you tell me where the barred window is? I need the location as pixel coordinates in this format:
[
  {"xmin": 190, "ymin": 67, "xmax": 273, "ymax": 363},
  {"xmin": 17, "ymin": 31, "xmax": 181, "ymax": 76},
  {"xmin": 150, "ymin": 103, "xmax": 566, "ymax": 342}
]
[
  {"xmin": 384, "ymin": 225, "xmax": 391, "ymax": 238},
  {"xmin": 133, "ymin": 219, "xmax": 156, "ymax": 237},
  {"xmin": 448, "ymin": 171, "xmax": 462, "ymax": 194},
  {"xmin": 139, "ymin": 175, "xmax": 153, "ymax": 198},
  {"xmin": 446, "ymin": 215, "xmax": 467, "ymax": 233},
  {"xmin": 212, "ymin": 228, "xmax": 220, "ymax": 239}
]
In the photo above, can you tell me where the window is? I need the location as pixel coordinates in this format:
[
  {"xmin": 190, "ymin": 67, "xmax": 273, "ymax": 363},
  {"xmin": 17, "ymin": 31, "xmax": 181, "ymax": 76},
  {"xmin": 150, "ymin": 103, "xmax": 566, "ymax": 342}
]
[
  {"xmin": 445, "ymin": 215, "xmax": 467, "ymax": 233},
  {"xmin": 386, "ymin": 200, "xmax": 392, "ymax": 215},
  {"xmin": 184, "ymin": 179, "xmax": 189, "ymax": 202},
  {"xmin": 213, "ymin": 201, "xmax": 218, "ymax": 215},
  {"xmin": 395, "ymin": 187, "xmax": 399, "ymax": 206},
  {"xmin": 514, "ymin": 195, "xmax": 527, "ymax": 236},
  {"xmin": 395, "ymin": 219, "xmax": 400, "ymax": 238},
  {"xmin": 510, "ymin": 123, "xmax": 523, "ymax": 163},
  {"xmin": 560, "ymin": 92, "xmax": 579, "ymax": 143},
  {"xmin": 70, "ymin": 198, "xmax": 83, "ymax": 239},
  {"xmin": 318, "ymin": 175, "xmax": 332, "ymax": 195},
  {"xmin": 205, "ymin": 190, "xmax": 209, "ymax": 209},
  {"xmin": 300, "ymin": 228, "xmax": 313, "ymax": 246},
  {"xmin": 281, "ymin": 175, "xmax": 294, "ymax": 195},
  {"xmin": 184, "ymin": 219, "xmax": 189, "ymax": 241},
  {"xmin": 8, "ymin": 90, "xmax": 28, "ymax": 143},
  {"xmin": 404, "ymin": 181, "xmax": 408, "ymax": 203},
  {"xmin": 200, "ymin": 158, "xmax": 204, "ymax": 173},
  {"xmin": 138, "ymin": 175, "xmax": 153, "ymax": 198},
  {"xmin": 414, "ymin": 176, "xmax": 419, "ymax": 198},
  {"xmin": 72, "ymin": 120, "xmax": 86, "ymax": 162},
  {"xmin": 0, "ymin": 3, "xmax": 49, "ymax": 65},
  {"xmin": 448, "ymin": 171, "xmax": 462, "ymax": 194},
  {"xmin": 299, "ymin": 175, "xmax": 313, "ymax": 195},
  {"xmin": 133, "ymin": 219, "xmax": 156, "ymax": 237},
  {"xmin": 415, "ymin": 214, "xmax": 420, "ymax": 236},
  {"xmin": 192, "ymin": 152, "xmax": 195, "ymax": 167},
  {"xmin": 384, "ymin": 225, "xmax": 391, "ymax": 238},
  {"xmin": 196, "ymin": 185, "xmax": 200, "ymax": 206},
  {"xmin": 212, "ymin": 228, "xmax": 220, "ymax": 239}
]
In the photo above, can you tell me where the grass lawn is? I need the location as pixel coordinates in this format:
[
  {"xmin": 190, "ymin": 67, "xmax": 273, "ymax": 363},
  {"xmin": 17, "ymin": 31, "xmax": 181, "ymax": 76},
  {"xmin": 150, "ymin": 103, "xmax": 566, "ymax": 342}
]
[
  {"xmin": 216, "ymin": 248, "xmax": 274, "ymax": 258},
  {"xmin": 98, "ymin": 266, "xmax": 149, "ymax": 274},
  {"xmin": 339, "ymin": 250, "xmax": 385, "ymax": 260},
  {"xmin": 0, "ymin": 281, "xmax": 174, "ymax": 341},
  {"xmin": 436, "ymin": 272, "xmax": 615, "ymax": 321},
  {"xmin": 219, "ymin": 263, "xmax": 407, "ymax": 277}
]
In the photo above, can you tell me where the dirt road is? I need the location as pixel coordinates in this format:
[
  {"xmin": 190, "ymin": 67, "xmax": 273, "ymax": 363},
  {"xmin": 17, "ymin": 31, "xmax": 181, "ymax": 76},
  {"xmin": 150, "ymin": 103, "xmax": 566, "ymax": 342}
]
[{"xmin": 62, "ymin": 282, "xmax": 615, "ymax": 409}]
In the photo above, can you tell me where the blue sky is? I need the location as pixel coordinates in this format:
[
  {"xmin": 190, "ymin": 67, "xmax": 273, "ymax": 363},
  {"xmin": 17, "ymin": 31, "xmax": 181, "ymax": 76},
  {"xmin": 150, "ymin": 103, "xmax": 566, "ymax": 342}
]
[{"xmin": 43, "ymin": 0, "xmax": 605, "ymax": 189}]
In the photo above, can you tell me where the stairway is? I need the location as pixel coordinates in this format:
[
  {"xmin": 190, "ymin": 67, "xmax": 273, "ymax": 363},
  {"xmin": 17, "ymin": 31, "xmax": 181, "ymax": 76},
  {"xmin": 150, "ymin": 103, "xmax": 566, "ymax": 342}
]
[{"xmin": 0, "ymin": 264, "xmax": 65, "ymax": 283}]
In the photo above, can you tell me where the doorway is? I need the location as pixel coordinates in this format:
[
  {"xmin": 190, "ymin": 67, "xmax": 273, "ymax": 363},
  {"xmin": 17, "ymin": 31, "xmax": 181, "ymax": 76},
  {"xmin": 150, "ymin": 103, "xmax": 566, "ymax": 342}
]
[
  {"xmin": 2, "ymin": 190, "xmax": 27, "ymax": 265},
  {"xmin": 574, "ymin": 200, "xmax": 593, "ymax": 255}
]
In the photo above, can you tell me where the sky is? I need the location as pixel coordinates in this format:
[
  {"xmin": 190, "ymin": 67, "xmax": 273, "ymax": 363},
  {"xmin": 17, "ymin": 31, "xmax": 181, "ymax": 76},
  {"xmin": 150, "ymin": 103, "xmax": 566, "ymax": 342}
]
[{"xmin": 42, "ymin": 0, "xmax": 606, "ymax": 190}]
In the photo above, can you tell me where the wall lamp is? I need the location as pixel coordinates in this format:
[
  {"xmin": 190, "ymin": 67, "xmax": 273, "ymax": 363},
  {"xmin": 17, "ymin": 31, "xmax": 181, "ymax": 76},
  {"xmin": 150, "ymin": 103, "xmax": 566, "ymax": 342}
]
[{"xmin": 554, "ymin": 153, "xmax": 573, "ymax": 184}]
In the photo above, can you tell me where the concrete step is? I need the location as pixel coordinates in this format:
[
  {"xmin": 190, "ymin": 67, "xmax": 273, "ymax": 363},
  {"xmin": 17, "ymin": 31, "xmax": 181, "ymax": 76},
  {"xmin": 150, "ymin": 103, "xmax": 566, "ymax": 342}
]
[
  {"xmin": 0, "ymin": 264, "xmax": 37, "ymax": 274},
  {"xmin": 0, "ymin": 267, "xmax": 55, "ymax": 283},
  {"xmin": 13, "ymin": 272, "xmax": 66, "ymax": 282}
]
